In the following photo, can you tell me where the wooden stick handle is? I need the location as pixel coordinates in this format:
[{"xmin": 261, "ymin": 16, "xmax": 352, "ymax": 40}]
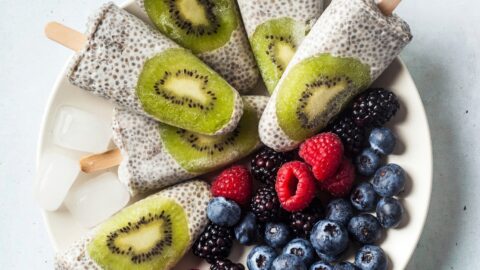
[
  {"xmin": 44, "ymin": 22, "xmax": 87, "ymax": 52},
  {"xmin": 80, "ymin": 148, "xmax": 123, "ymax": 173},
  {"xmin": 377, "ymin": 0, "xmax": 401, "ymax": 16}
]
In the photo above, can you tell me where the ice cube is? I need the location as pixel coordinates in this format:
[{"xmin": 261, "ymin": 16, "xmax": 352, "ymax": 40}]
[
  {"xmin": 53, "ymin": 106, "xmax": 111, "ymax": 153},
  {"xmin": 65, "ymin": 172, "xmax": 130, "ymax": 228},
  {"xmin": 34, "ymin": 152, "xmax": 80, "ymax": 211}
]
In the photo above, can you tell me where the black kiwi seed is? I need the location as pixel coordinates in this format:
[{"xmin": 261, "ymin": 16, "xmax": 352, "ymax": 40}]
[
  {"xmin": 264, "ymin": 34, "xmax": 296, "ymax": 72},
  {"xmin": 106, "ymin": 213, "xmax": 173, "ymax": 264},
  {"xmin": 176, "ymin": 126, "xmax": 241, "ymax": 155},
  {"xmin": 154, "ymin": 69, "xmax": 216, "ymax": 111},
  {"xmin": 167, "ymin": 0, "xmax": 220, "ymax": 36}
]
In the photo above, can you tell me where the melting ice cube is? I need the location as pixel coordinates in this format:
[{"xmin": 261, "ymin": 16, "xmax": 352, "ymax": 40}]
[
  {"xmin": 34, "ymin": 152, "xmax": 80, "ymax": 211},
  {"xmin": 53, "ymin": 106, "xmax": 111, "ymax": 153},
  {"xmin": 65, "ymin": 172, "xmax": 130, "ymax": 228}
]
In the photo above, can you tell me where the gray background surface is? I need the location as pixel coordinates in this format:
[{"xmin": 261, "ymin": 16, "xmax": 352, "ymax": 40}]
[{"xmin": 0, "ymin": 0, "xmax": 478, "ymax": 269}]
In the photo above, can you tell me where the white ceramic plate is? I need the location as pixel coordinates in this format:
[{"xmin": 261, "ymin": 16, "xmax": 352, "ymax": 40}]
[{"xmin": 37, "ymin": 1, "xmax": 432, "ymax": 269}]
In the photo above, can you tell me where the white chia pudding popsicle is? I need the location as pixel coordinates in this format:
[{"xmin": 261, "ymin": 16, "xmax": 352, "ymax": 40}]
[
  {"xmin": 68, "ymin": 3, "xmax": 243, "ymax": 136},
  {"xmin": 136, "ymin": 0, "xmax": 260, "ymax": 93},
  {"xmin": 259, "ymin": 0, "xmax": 413, "ymax": 152},
  {"xmin": 237, "ymin": 0, "xmax": 325, "ymax": 94},
  {"xmin": 55, "ymin": 180, "xmax": 211, "ymax": 270},
  {"xmin": 113, "ymin": 96, "xmax": 269, "ymax": 196}
]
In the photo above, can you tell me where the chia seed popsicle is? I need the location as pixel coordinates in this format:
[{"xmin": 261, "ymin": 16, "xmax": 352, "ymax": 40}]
[
  {"xmin": 68, "ymin": 3, "xmax": 243, "ymax": 136},
  {"xmin": 259, "ymin": 0, "xmax": 412, "ymax": 151}
]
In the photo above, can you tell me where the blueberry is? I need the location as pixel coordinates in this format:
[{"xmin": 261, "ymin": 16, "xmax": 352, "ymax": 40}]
[
  {"xmin": 376, "ymin": 197, "xmax": 404, "ymax": 228},
  {"xmin": 371, "ymin": 164, "xmax": 405, "ymax": 197},
  {"xmin": 350, "ymin": 182, "xmax": 378, "ymax": 212},
  {"xmin": 369, "ymin": 127, "xmax": 396, "ymax": 155},
  {"xmin": 348, "ymin": 214, "xmax": 382, "ymax": 244},
  {"xmin": 234, "ymin": 212, "xmax": 258, "ymax": 245},
  {"xmin": 310, "ymin": 261, "xmax": 334, "ymax": 270},
  {"xmin": 271, "ymin": 254, "xmax": 307, "ymax": 270},
  {"xmin": 265, "ymin": 222, "xmax": 291, "ymax": 248},
  {"xmin": 334, "ymin": 262, "xmax": 360, "ymax": 270},
  {"xmin": 355, "ymin": 148, "xmax": 381, "ymax": 176},
  {"xmin": 310, "ymin": 220, "xmax": 349, "ymax": 256},
  {"xmin": 247, "ymin": 245, "xmax": 277, "ymax": 270},
  {"xmin": 282, "ymin": 238, "xmax": 316, "ymax": 266},
  {"xmin": 326, "ymin": 199, "xmax": 354, "ymax": 227},
  {"xmin": 354, "ymin": 245, "xmax": 388, "ymax": 270},
  {"xmin": 316, "ymin": 251, "xmax": 341, "ymax": 263},
  {"xmin": 207, "ymin": 197, "xmax": 241, "ymax": 226}
]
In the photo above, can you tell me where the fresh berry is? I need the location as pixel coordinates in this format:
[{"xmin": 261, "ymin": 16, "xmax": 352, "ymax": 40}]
[
  {"xmin": 350, "ymin": 182, "xmax": 378, "ymax": 212},
  {"xmin": 310, "ymin": 220, "xmax": 349, "ymax": 256},
  {"xmin": 316, "ymin": 251, "xmax": 342, "ymax": 264},
  {"xmin": 352, "ymin": 88, "xmax": 400, "ymax": 127},
  {"xmin": 369, "ymin": 127, "xmax": 396, "ymax": 155},
  {"xmin": 247, "ymin": 245, "xmax": 278, "ymax": 270},
  {"xmin": 334, "ymin": 262, "xmax": 360, "ymax": 270},
  {"xmin": 193, "ymin": 223, "xmax": 234, "ymax": 263},
  {"xmin": 264, "ymin": 222, "xmax": 291, "ymax": 248},
  {"xmin": 210, "ymin": 259, "xmax": 245, "ymax": 270},
  {"xmin": 355, "ymin": 148, "xmax": 381, "ymax": 176},
  {"xmin": 376, "ymin": 197, "xmax": 404, "ymax": 228},
  {"xmin": 276, "ymin": 161, "xmax": 317, "ymax": 212},
  {"xmin": 321, "ymin": 159, "xmax": 356, "ymax": 197},
  {"xmin": 271, "ymin": 254, "xmax": 307, "ymax": 270},
  {"xmin": 354, "ymin": 245, "xmax": 388, "ymax": 270},
  {"xmin": 251, "ymin": 147, "xmax": 293, "ymax": 185},
  {"xmin": 212, "ymin": 165, "xmax": 253, "ymax": 205},
  {"xmin": 325, "ymin": 199, "xmax": 354, "ymax": 227},
  {"xmin": 310, "ymin": 261, "xmax": 334, "ymax": 270},
  {"xmin": 371, "ymin": 164, "xmax": 405, "ymax": 197},
  {"xmin": 250, "ymin": 186, "xmax": 286, "ymax": 222},
  {"xmin": 329, "ymin": 114, "xmax": 367, "ymax": 155},
  {"xmin": 289, "ymin": 198, "xmax": 324, "ymax": 238},
  {"xmin": 299, "ymin": 133, "xmax": 344, "ymax": 181},
  {"xmin": 348, "ymin": 214, "xmax": 382, "ymax": 244},
  {"xmin": 207, "ymin": 197, "xmax": 241, "ymax": 227},
  {"xmin": 234, "ymin": 212, "xmax": 258, "ymax": 245},
  {"xmin": 282, "ymin": 238, "xmax": 316, "ymax": 266}
]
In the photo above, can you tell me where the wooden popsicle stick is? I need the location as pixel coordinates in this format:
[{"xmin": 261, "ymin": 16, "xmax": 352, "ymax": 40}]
[
  {"xmin": 80, "ymin": 148, "xmax": 123, "ymax": 173},
  {"xmin": 44, "ymin": 22, "xmax": 87, "ymax": 52},
  {"xmin": 377, "ymin": 0, "xmax": 401, "ymax": 16}
]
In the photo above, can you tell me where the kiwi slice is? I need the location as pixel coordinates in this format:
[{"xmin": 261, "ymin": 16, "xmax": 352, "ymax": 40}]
[
  {"xmin": 276, "ymin": 53, "xmax": 371, "ymax": 141},
  {"xmin": 160, "ymin": 99, "xmax": 259, "ymax": 173},
  {"xmin": 88, "ymin": 195, "xmax": 189, "ymax": 270},
  {"xmin": 144, "ymin": 0, "xmax": 238, "ymax": 53},
  {"xmin": 251, "ymin": 18, "xmax": 306, "ymax": 94},
  {"xmin": 137, "ymin": 48, "xmax": 239, "ymax": 135}
]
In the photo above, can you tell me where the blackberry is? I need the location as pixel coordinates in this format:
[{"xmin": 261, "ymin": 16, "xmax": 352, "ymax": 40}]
[
  {"xmin": 192, "ymin": 223, "xmax": 234, "ymax": 263},
  {"xmin": 329, "ymin": 114, "xmax": 367, "ymax": 154},
  {"xmin": 250, "ymin": 186, "xmax": 286, "ymax": 222},
  {"xmin": 210, "ymin": 259, "xmax": 245, "ymax": 270},
  {"xmin": 289, "ymin": 198, "xmax": 324, "ymax": 238},
  {"xmin": 250, "ymin": 147, "xmax": 293, "ymax": 185},
  {"xmin": 352, "ymin": 88, "xmax": 400, "ymax": 127}
]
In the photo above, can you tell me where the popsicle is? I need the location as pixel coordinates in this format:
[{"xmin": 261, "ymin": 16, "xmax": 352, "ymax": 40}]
[
  {"xmin": 47, "ymin": 3, "xmax": 243, "ymax": 135},
  {"xmin": 55, "ymin": 180, "xmax": 211, "ymax": 270},
  {"xmin": 237, "ymin": 0, "xmax": 325, "ymax": 94},
  {"xmin": 258, "ymin": 0, "xmax": 412, "ymax": 151},
  {"xmin": 80, "ymin": 96, "xmax": 268, "ymax": 196},
  {"xmin": 137, "ymin": 0, "xmax": 260, "ymax": 93}
]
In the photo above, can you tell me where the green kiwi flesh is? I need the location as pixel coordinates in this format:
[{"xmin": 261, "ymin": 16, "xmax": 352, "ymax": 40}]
[
  {"xmin": 144, "ymin": 0, "xmax": 238, "ymax": 53},
  {"xmin": 88, "ymin": 196, "xmax": 189, "ymax": 270},
  {"xmin": 276, "ymin": 53, "xmax": 371, "ymax": 141},
  {"xmin": 137, "ymin": 48, "xmax": 236, "ymax": 135},
  {"xmin": 160, "ymin": 99, "xmax": 259, "ymax": 173},
  {"xmin": 251, "ymin": 17, "xmax": 306, "ymax": 94}
]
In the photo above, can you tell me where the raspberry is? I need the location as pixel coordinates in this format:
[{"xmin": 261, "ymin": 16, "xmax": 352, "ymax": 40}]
[
  {"xmin": 250, "ymin": 147, "xmax": 293, "ymax": 186},
  {"xmin": 299, "ymin": 132, "xmax": 344, "ymax": 181},
  {"xmin": 275, "ymin": 161, "xmax": 317, "ymax": 212},
  {"xmin": 212, "ymin": 165, "xmax": 253, "ymax": 205},
  {"xmin": 320, "ymin": 158, "xmax": 356, "ymax": 197}
]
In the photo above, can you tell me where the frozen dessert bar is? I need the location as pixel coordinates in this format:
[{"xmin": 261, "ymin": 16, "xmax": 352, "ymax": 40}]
[{"xmin": 259, "ymin": 0, "xmax": 412, "ymax": 151}]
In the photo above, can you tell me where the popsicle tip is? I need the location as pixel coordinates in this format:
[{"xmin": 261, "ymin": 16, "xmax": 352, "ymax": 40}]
[
  {"xmin": 44, "ymin": 21, "xmax": 87, "ymax": 52},
  {"xmin": 378, "ymin": 0, "xmax": 401, "ymax": 16}
]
